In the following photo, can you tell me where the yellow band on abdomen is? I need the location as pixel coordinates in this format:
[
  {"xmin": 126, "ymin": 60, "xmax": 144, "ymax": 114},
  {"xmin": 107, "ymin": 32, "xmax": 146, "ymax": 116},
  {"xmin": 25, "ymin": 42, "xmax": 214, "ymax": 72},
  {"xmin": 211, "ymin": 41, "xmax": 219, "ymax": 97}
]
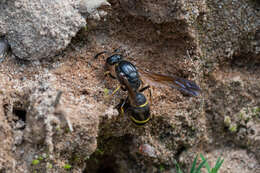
[{"xmin": 130, "ymin": 115, "xmax": 150, "ymax": 124}]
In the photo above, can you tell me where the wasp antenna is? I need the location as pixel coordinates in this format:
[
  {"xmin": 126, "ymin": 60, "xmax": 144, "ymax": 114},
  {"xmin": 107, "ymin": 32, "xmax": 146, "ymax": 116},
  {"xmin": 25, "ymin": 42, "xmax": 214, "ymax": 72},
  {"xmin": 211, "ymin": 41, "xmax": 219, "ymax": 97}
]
[{"xmin": 94, "ymin": 51, "xmax": 108, "ymax": 59}]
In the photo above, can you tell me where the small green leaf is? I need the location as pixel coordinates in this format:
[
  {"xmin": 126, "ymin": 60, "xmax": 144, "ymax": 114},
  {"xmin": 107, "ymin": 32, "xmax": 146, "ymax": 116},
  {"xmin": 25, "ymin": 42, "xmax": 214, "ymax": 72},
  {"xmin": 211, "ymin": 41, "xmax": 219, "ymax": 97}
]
[
  {"xmin": 212, "ymin": 157, "xmax": 224, "ymax": 173},
  {"xmin": 190, "ymin": 155, "xmax": 198, "ymax": 173},
  {"xmin": 174, "ymin": 161, "xmax": 183, "ymax": 173},
  {"xmin": 195, "ymin": 159, "xmax": 207, "ymax": 173},
  {"xmin": 200, "ymin": 154, "xmax": 210, "ymax": 172}
]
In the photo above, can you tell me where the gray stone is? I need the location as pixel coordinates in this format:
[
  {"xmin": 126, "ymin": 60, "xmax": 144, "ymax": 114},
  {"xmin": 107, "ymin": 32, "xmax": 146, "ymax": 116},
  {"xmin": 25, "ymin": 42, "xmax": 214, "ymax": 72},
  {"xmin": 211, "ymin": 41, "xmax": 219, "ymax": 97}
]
[{"xmin": 0, "ymin": 0, "xmax": 86, "ymax": 60}]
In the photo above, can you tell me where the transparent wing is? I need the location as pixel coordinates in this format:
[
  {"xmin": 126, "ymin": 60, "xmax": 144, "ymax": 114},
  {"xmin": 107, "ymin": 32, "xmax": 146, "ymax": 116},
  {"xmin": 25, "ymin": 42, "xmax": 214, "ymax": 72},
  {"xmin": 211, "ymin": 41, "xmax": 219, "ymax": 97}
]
[{"xmin": 138, "ymin": 69, "xmax": 201, "ymax": 96}]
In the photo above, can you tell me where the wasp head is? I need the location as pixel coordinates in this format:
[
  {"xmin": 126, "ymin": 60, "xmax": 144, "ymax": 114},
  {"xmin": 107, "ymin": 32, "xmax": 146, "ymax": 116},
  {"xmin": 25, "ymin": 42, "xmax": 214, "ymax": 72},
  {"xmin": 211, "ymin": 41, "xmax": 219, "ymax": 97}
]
[{"xmin": 106, "ymin": 54, "xmax": 123, "ymax": 66}]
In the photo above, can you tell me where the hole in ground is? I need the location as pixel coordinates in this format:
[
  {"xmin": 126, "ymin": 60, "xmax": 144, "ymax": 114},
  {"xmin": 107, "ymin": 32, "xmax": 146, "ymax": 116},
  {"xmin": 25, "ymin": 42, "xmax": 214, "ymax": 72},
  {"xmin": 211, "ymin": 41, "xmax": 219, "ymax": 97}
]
[
  {"xmin": 84, "ymin": 135, "xmax": 134, "ymax": 173},
  {"xmin": 13, "ymin": 108, "xmax": 26, "ymax": 122},
  {"xmin": 84, "ymin": 154, "xmax": 117, "ymax": 173},
  {"xmin": 13, "ymin": 108, "xmax": 27, "ymax": 130}
]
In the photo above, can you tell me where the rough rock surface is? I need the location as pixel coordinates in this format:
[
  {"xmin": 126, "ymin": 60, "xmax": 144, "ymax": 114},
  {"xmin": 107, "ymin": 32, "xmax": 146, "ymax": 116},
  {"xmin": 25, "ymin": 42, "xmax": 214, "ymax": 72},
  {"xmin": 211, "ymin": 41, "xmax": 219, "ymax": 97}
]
[
  {"xmin": 196, "ymin": 0, "xmax": 260, "ymax": 61},
  {"xmin": 0, "ymin": 96, "xmax": 14, "ymax": 172},
  {"xmin": 119, "ymin": 0, "xmax": 208, "ymax": 24},
  {"xmin": 0, "ymin": 0, "xmax": 259, "ymax": 173},
  {"xmin": 0, "ymin": 0, "xmax": 86, "ymax": 60}
]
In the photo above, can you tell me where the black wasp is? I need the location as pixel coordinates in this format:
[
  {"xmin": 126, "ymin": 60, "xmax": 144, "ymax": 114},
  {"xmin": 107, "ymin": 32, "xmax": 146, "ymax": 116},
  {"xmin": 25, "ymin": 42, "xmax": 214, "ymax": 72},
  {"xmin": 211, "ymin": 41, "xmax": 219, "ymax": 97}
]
[{"xmin": 94, "ymin": 49, "xmax": 201, "ymax": 126}]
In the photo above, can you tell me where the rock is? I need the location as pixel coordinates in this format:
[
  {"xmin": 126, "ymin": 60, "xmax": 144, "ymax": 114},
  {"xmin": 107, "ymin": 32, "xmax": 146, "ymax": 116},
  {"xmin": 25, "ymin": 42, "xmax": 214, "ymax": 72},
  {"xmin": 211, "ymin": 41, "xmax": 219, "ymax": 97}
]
[
  {"xmin": 0, "ymin": 0, "xmax": 86, "ymax": 60},
  {"xmin": 119, "ymin": 0, "xmax": 260, "ymax": 59},
  {"xmin": 77, "ymin": 0, "xmax": 111, "ymax": 21},
  {"xmin": 78, "ymin": 0, "xmax": 111, "ymax": 14},
  {"xmin": 139, "ymin": 144, "xmax": 156, "ymax": 158},
  {"xmin": 119, "ymin": 0, "xmax": 207, "ymax": 25}
]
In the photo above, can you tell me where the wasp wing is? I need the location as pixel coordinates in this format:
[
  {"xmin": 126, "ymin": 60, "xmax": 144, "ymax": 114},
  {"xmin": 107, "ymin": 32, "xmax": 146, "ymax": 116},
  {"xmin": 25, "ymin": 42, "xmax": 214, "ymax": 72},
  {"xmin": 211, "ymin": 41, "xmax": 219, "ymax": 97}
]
[{"xmin": 138, "ymin": 69, "xmax": 201, "ymax": 96}]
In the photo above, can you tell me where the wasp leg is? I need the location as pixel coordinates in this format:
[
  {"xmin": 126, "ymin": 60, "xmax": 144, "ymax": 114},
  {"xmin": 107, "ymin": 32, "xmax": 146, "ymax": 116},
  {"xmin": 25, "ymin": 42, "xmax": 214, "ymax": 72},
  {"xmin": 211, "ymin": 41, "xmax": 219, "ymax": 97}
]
[
  {"xmin": 111, "ymin": 85, "xmax": 121, "ymax": 96},
  {"xmin": 104, "ymin": 71, "xmax": 117, "ymax": 79},
  {"xmin": 139, "ymin": 85, "xmax": 150, "ymax": 92},
  {"xmin": 104, "ymin": 71, "xmax": 110, "ymax": 76},
  {"xmin": 139, "ymin": 85, "xmax": 153, "ymax": 105},
  {"xmin": 149, "ymin": 86, "xmax": 153, "ymax": 105},
  {"xmin": 94, "ymin": 51, "xmax": 108, "ymax": 59},
  {"xmin": 104, "ymin": 85, "xmax": 121, "ymax": 99},
  {"xmin": 115, "ymin": 99, "xmax": 125, "ymax": 109},
  {"xmin": 115, "ymin": 97, "xmax": 129, "ymax": 116}
]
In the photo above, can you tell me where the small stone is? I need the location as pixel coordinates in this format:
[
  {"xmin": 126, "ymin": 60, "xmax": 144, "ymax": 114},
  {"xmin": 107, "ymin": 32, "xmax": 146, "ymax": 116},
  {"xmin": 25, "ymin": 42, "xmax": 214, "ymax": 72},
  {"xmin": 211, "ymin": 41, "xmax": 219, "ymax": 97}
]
[{"xmin": 139, "ymin": 144, "xmax": 156, "ymax": 158}]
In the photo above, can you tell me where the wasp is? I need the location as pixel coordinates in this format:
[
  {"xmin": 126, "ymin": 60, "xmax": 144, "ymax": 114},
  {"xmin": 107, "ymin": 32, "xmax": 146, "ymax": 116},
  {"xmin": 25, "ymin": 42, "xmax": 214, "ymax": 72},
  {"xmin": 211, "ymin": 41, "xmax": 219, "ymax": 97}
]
[
  {"xmin": 95, "ymin": 49, "xmax": 201, "ymax": 126},
  {"xmin": 115, "ymin": 75, "xmax": 151, "ymax": 126},
  {"xmin": 94, "ymin": 50, "xmax": 201, "ymax": 97}
]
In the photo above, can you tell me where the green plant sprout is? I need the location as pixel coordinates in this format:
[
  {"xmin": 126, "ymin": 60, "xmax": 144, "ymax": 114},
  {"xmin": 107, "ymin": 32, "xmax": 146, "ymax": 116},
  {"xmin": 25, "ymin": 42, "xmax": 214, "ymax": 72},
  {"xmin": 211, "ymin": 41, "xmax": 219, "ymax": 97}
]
[
  {"xmin": 175, "ymin": 154, "xmax": 224, "ymax": 173},
  {"xmin": 200, "ymin": 154, "xmax": 224, "ymax": 173}
]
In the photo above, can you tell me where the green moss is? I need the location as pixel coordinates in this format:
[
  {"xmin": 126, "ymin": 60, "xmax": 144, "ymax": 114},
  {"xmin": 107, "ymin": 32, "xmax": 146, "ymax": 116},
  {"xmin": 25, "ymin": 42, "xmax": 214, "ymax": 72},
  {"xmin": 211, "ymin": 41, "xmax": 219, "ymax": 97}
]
[
  {"xmin": 38, "ymin": 156, "xmax": 44, "ymax": 161},
  {"xmin": 104, "ymin": 88, "xmax": 109, "ymax": 96},
  {"xmin": 32, "ymin": 159, "xmax": 40, "ymax": 165},
  {"xmin": 229, "ymin": 124, "xmax": 237, "ymax": 133},
  {"xmin": 47, "ymin": 163, "xmax": 53, "ymax": 169},
  {"xmin": 55, "ymin": 127, "xmax": 61, "ymax": 131},
  {"xmin": 159, "ymin": 165, "xmax": 165, "ymax": 172},
  {"xmin": 224, "ymin": 116, "xmax": 231, "ymax": 126},
  {"xmin": 64, "ymin": 164, "xmax": 72, "ymax": 170},
  {"xmin": 84, "ymin": 25, "xmax": 88, "ymax": 32},
  {"xmin": 96, "ymin": 148, "xmax": 104, "ymax": 155},
  {"xmin": 65, "ymin": 127, "xmax": 70, "ymax": 133},
  {"xmin": 252, "ymin": 107, "xmax": 260, "ymax": 117},
  {"xmin": 238, "ymin": 111, "xmax": 249, "ymax": 121}
]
